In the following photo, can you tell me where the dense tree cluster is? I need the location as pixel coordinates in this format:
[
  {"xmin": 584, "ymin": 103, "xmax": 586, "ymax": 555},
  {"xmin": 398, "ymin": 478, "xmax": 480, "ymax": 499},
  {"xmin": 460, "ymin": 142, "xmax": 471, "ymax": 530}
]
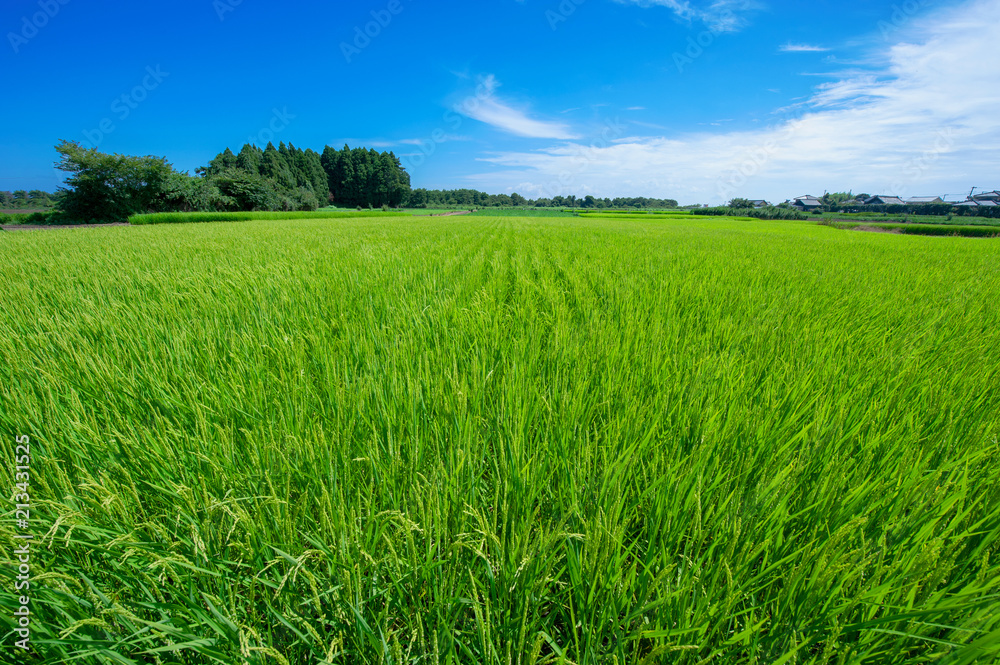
[
  {"xmin": 321, "ymin": 145, "xmax": 411, "ymax": 208},
  {"xmin": 51, "ymin": 140, "xmax": 413, "ymax": 222},
  {"xmin": 170, "ymin": 142, "xmax": 412, "ymax": 212},
  {"xmin": 198, "ymin": 143, "xmax": 330, "ymax": 212}
]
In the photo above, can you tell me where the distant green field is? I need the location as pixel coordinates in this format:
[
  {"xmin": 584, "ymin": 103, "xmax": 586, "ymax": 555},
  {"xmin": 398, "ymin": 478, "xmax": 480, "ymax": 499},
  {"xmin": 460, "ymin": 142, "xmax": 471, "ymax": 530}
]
[
  {"xmin": 130, "ymin": 210, "xmax": 406, "ymax": 225},
  {"xmin": 2, "ymin": 215, "xmax": 998, "ymax": 664}
]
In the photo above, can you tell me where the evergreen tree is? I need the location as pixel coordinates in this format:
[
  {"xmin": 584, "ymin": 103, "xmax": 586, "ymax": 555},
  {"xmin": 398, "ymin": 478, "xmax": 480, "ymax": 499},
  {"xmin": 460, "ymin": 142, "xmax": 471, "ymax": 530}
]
[{"xmin": 236, "ymin": 144, "xmax": 263, "ymax": 175}]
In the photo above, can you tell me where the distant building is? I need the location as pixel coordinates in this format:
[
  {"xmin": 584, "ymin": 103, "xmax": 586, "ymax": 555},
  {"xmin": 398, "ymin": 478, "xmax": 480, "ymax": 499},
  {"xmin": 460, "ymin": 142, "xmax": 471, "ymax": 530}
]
[
  {"xmin": 749, "ymin": 200, "xmax": 770, "ymax": 208},
  {"xmin": 954, "ymin": 190, "xmax": 999, "ymax": 207},
  {"xmin": 865, "ymin": 196, "xmax": 907, "ymax": 206},
  {"xmin": 790, "ymin": 195, "xmax": 822, "ymax": 211},
  {"xmin": 906, "ymin": 196, "xmax": 944, "ymax": 204}
]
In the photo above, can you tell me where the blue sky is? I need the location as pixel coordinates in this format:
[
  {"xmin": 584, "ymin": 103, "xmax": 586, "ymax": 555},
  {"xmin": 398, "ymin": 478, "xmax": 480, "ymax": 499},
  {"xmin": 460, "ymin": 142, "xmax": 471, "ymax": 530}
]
[{"xmin": 1, "ymin": 0, "xmax": 997, "ymax": 204}]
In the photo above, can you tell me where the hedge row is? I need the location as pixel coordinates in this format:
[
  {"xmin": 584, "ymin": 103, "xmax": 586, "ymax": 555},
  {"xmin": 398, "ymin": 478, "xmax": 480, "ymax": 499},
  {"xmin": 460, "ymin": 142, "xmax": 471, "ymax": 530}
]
[{"xmin": 697, "ymin": 206, "xmax": 808, "ymax": 220}]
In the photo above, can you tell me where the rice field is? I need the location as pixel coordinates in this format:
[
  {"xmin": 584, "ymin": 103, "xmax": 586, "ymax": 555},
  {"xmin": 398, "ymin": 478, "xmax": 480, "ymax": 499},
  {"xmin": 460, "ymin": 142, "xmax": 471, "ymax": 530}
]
[{"xmin": 1, "ymin": 214, "xmax": 999, "ymax": 664}]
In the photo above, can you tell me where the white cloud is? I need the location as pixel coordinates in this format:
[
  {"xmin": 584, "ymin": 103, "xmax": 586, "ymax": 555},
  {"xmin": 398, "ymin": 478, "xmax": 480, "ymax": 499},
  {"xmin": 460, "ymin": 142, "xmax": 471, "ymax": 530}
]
[
  {"xmin": 615, "ymin": 0, "xmax": 760, "ymax": 32},
  {"xmin": 463, "ymin": 0, "xmax": 1000, "ymax": 205},
  {"xmin": 399, "ymin": 135, "xmax": 471, "ymax": 145},
  {"xmin": 455, "ymin": 75, "xmax": 578, "ymax": 140},
  {"xmin": 780, "ymin": 43, "xmax": 831, "ymax": 52}
]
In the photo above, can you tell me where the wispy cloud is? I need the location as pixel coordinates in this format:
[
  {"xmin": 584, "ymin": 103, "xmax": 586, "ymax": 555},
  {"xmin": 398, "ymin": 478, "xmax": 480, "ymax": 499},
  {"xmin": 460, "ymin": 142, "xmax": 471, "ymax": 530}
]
[
  {"xmin": 463, "ymin": 0, "xmax": 1000, "ymax": 204},
  {"xmin": 332, "ymin": 138, "xmax": 398, "ymax": 148},
  {"xmin": 615, "ymin": 0, "xmax": 760, "ymax": 32},
  {"xmin": 455, "ymin": 75, "xmax": 578, "ymax": 140},
  {"xmin": 780, "ymin": 43, "xmax": 831, "ymax": 52},
  {"xmin": 399, "ymin": 135, "xmax": 471, "ymax": 145}
]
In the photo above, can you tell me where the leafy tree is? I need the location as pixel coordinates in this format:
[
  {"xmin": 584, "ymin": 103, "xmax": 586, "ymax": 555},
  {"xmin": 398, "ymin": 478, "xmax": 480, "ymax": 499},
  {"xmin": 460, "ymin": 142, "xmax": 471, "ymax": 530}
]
[
  {"xmin": 408, "ymin": 188, "xmax": 428, "ymax": 208},
  {"xmin": 293, "ymin": 187, "xmax": 320, "ymax": 211},
  {"xmin": 160, "ymin": 172, "xmax": 231, "ymax": 212},
  {"xmin": 0, "ymin": 191, "xmax": 13, "ymax": 208},
  {"xmin": 55, "ymin": 140, "xmax": 176, "ymax": 222},
  {"xmin": 728, "ymin": 198, "xmax": 755, "ymax": 209},
  {"xmin": 13, "ymin": 190, "xmax": 28, "ymax": 208},
  {"xmin": 212, "ymin": 169, "xmax": 281, "ymax": 211},
  {"xmin": 28, "ymin": 190, "xmax": 53, "ymax": 207}
]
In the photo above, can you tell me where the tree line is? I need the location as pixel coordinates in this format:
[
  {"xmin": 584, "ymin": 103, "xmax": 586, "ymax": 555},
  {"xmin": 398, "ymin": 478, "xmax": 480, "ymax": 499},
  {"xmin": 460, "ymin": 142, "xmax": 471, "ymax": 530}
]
[
  {"xmin": 409, "ymin": 190, "xmax": 678, "ymax": 209},
  {"xmin": 0, "ymin": 190, "xmax": 59, "ymax": 209},
  {"xmin": 42, "ymin": 140, "xmax": 681, "ymax": 223},
  {"xmin": 53, "ymin": 140, "xmax": 414, "ymax": 223}
]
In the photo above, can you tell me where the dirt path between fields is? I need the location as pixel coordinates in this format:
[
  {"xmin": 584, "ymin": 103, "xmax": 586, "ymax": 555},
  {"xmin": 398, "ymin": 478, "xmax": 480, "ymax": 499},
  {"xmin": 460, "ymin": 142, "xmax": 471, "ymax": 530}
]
[{"xmin": 414, "ymin": 211, "xmax": 473, "ymax": 217}]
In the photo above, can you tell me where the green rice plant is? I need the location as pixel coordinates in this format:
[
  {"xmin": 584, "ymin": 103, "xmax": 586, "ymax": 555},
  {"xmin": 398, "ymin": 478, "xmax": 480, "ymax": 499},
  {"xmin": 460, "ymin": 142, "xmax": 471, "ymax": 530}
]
[{"xmin": 1, "ymin": 215, "xmax": 998, "ymax": 664}]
